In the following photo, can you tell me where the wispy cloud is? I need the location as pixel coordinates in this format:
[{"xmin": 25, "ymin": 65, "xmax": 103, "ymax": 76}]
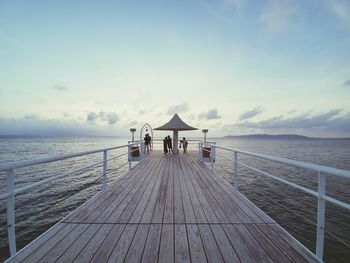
[
  {"xmin": 344, "ymin": 79, "xmax": 350, "ymax": 87},
  {"xmin": 198, "ymin": 109, "xmax": 221, "ymax": 120},
  {"xmin": 238, "ymin": 106, "xmax": 263, "ymax": 121},
  {"xmin": 232, "ymin": 109, "xmax": 349, "ymax": 132},
  {"xmin": 87, "ymin": 111, "xmax": 120, "ymax": 125},
  {"xmin": 326, "ymin": 0, "xmax": 350, "ymax": 25},
  {"xmin": 53, "ymin": 84, "xmax": 67, "ymax": 92},
  {"xmin": 167, "ymin": 102, "xmax": 189, "ymax": 115},
  {"xmin": 260, "ymin": 0, "xmax": 298, "ymax": 36},
  {"xmin": 24, "ymin": 113, "xmax": 39, "ymax": 120}
]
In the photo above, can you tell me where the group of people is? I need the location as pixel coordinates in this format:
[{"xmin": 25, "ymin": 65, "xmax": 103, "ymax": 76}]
[
  {"xmin": 163, "ymin": 136, "xmax": 188, "ymax": 154},
  {"xmin": 163, "ymin": 136, "xmax": 172, "ymax": 154}
]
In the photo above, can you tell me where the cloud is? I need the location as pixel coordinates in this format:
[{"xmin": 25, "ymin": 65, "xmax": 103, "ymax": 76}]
[
  {"xmin": 24, "ymin": 113, "xmax": 39, "ymax": 120},
  {"xmin": 260, "ymin": 0, "xmax": 298, "ymax": 36},
  {"xmin": 87, "ymin": 112, "xmax": 99, "ymax": 122},
  {"xmin": 238, "ymin": 106, "xmax": 263, "ymax": 121},
  {"xmin": 344, "ymin": 79, "xmax": 350, "ymax": 87},
  {"xmin": 167, "ymin": 102, "xmax": 189, "ymax": 115},
  {"xmin": 53, "ymin": 85, "xmax": 67, "ymax": 92},
  {"xmin": 105, "ymin": 112, "xmax": 119, "ymax": 125},
  {"xmin": 139, "ymin": 109, "xmax": 152, "ymax": 115},
  {"xmin": 232, "ymin": 109, "xmax": 349, "ymax": 133},
  {"xmin": 327, "ymin": 0, "xmax": 350, "ymax": 25},
  {"xmin": 198, "ymin": 109, "xmax": 221, "ymax": 120},
  {"xmin": 87, "ymin": 111, "xmax": 120, "ymax": 125}
]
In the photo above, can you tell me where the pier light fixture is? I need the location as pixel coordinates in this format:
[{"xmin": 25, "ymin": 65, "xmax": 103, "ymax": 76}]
[
  {"xmin": 130, "ymin": 128, "xmax": 136, "ymax": 142},
  {"xmin": 202, "ymin": 129, "xmax": 208, "ymax": 142}
]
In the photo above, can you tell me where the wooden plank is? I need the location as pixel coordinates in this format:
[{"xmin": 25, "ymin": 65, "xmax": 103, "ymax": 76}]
[
  {"xmin": 106, "ymin": 156, "xmax": 161, "ymax": 223},
  {"xmin": 56, "ymin": 224, "xmax": 101, "ymax": 263},
  {"xmin": 124, "ymin": 224, "xmax": 151, "ymax": 262},
  {"xmin": 107, "ymin": 224, "xmax": 138, "ymax": 263},
  {"xmin": 190, "ymin": 165, "xmax": 231, "ymax": 223},
  {"xmin": 198, "ymin": 224, "xmax": 224, "ymax": 263},
  {"xmin": 163, "ymin": 152, "xmax": 174, "ymax": 224},
  {"xmin": 6, "ymin": 223, "xmax": 66, "ymax": 263},
  {"xmin": 190, "ymin": 159, "xmax": 248, "ymax": 223},
  {"xmin": 192, "ymin": 154, "xmax": 265, "ymax": 223},
  {"xmin": 22, "ymin": 223, "xmax": 78, "ymax": 262},
  {"xmin": 152, "ymin": 155, "xmax": 170, "ymax": 223},
  {"xmin": 158, "ymin": 224, "xmax": 174, "ymax": 263},
  {"xmin": 178, "ymin": 155, "xmax": 197, "ymax": 224},
  {"xmin": 128, "ymin": 156, "xmax": 163, "ymax": 223},
  {"xmin": 141, "ymin": 224, "xmax": 162, "ymax": 262},
  {"xmin": 63, "ymin": 157, "xmax": 148, "ymax": 223},
  {"xmin": 92, "ymin": 155, "xmax": 160, "ymax": 223},
  {"xmin": 259, "ymin": 224, "xmax": 312, "ymax": 263},
  {"xmin": 210, "ymin": 224, "xmax": 241, "ymax": 262},
  {"xmin": 186, "ymin": 162, "xmax": 219, "ymax": 223},
  {"xmin": 174, "ymin": 224, "xmax": 191, "ymax": 263},
  {"xmin": 245, "ymin": 224, "xmax": 293, "ymax": 263},
  {"xmin": 140, "ymin": 155, "xmax": 168, "ymax": 223},
  {"xmin": 65, "ymin": 159, "xmax": 150, "ymax": 223},
  {"xmin": 234, "ymin": 224, "xmax": 274, "ymax": 263},
  {"xmin": 222, "ymin": 224, "xmax": 258, "ymax": 263},
  {"xmin": 181, "ymin": 158, "xmax": 208, "ymax": 224},
  {"xmin": 173, "ymin": 156, "xmax": 185, "ymax": 224},
  {"xmin": 89, "ymin": 224, "xmax": 125, "ymax": 262},
  {"xmin": 192, "ymin": 154, "xmax": 273, "ymax": 224},
  {"xmin": 73, "ymin": 224, "xmax": 114, "ymax": 263},
  {"xmin": 186, "ymin": 224, "xmax": 207, "ymax": 263}
]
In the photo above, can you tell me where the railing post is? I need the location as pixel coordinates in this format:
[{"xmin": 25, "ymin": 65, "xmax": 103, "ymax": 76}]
[
  {"xmin": 102, "ymin": 150, "xmax": 108, "ymax": 190},
  {"xmin": 6, "ymin": 169, "xmax": 16, "ymax": 256},
  {"xmin": 316, "ymin": 170, "xmax": 326, "ymax": 260},
  {"xmin": 233, "ymin": 151, "xmax": 238, "ymax": 190},
  {"xmin": 128, "ymin": 144, "xmax": 132, "ymax": 170}
]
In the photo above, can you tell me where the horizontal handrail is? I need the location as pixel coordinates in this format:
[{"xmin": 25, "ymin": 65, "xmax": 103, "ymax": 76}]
[
  {"xmin": 201, "ymin": 142, "xmax": 350, "ymax": 261},
  {"xmin": 0, "ymin": 159, "xmax": 104, "ymax": 200},
  {"xmin": 210, "ymin": 144, "xmax": 350, "ymax": 179},
  {"xmin": 0, "ymin": 143, "xmax": 139, "ymax": 172}
]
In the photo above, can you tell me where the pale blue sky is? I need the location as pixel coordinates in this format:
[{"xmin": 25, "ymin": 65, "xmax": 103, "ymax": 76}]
[{"xmin": 0, "ymin": 0, "xmax": 349, "ymax": 137}]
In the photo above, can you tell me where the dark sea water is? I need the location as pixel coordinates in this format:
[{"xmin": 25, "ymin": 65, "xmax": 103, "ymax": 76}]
[{"xmin": 0, "ymin": 136, "xmax": 349, "ymax": 262}]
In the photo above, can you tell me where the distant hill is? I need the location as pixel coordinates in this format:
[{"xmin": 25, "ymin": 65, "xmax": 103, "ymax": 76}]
[{"xmin": 221, "ymin": 134, "xmax": 350, "ymax": 140}]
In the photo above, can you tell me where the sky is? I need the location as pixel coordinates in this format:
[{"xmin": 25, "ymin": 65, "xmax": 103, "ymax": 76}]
[{"xmin": 0, "ymin": 0, "xmax": 350, "ymax": 138}]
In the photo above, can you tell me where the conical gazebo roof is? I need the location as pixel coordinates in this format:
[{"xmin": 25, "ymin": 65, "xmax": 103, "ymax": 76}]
[{"xmin": 154, "ymin": 114, "xmax": 198, "ymax": 131}]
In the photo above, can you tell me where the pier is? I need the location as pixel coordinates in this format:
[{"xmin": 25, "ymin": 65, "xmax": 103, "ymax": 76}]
[{"xmin": 6, "ymin": 151, "xmax": 318, "ymax": 263}]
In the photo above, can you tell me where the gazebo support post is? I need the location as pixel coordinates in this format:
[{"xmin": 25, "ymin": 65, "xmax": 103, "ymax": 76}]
[{"xmin": 173, "ymin": 130, "xmax": 179, "ymax": 154}]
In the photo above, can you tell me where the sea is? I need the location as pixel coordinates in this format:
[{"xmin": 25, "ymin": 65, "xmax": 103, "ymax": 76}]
[{"xmin": 0, "ymin": 136, "xmax": 349, "ymax": 262}]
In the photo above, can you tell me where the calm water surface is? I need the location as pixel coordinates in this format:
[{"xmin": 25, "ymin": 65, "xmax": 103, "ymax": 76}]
[{"xmin": 0, "ymin": 136, "xmax": 349, "ymax": 262}]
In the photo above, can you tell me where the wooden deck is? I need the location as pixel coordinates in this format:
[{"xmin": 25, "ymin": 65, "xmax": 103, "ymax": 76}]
[{"xmin": 8, "ymin": 151, "xmax": 318, "ymax": 263}]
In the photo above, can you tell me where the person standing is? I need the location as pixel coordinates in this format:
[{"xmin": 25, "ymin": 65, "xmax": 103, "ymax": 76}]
[
  {"xmin": 144, "ymin": 134, "xmax": 151, "ymax": 154},
  {"xmin": 167, "ymin": 135, "xmax": 173, "ymax": 153},
  {"xmin": 163, "ymin": 136, "xmax": 168, "ymax": 154},
  {"xmin": 182, "ymin": 137, "xmax": 188, "ymax": 153}
]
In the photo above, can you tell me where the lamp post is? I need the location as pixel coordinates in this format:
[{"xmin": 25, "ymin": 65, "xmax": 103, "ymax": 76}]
[
  {"xmin": 202, "ymin": 129, "xmax": 208, "ymax": 143},
  {"xmin": 130, "ymin": 128, "xmax": 136, "ymax": 142}
]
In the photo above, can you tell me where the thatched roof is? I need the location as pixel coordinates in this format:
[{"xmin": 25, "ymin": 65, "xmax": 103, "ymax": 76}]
[{"xmin": 154, "ymin": 114, "xmax": 198, "ymax": 131}]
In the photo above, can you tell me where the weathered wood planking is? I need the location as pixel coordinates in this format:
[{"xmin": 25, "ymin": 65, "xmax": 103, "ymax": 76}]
[{"xmin": 8, "ymin": 151, "xmax": 318, "ymax": 263}]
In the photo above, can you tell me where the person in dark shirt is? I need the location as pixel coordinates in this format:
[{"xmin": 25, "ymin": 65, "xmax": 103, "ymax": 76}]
[
  {"xmin": 163, "ymin": 137, "xmax": 168, "ymax": 154},
  {"xmin": 167, "ymin": 135, "xmax": 173, "ymax": 153},
  {"xmin": 144, "ymin": 134, "xmax": 151, "ymax": 154}
]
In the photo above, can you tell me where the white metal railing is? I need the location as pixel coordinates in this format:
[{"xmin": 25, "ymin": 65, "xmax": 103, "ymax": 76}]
[
  {"xmin": 198, "ymin": 142, "xmax": 350, "ymax": 262},
  {"xmin": 0, "ymin": 141, "xmax": 144, "ymax": 258}
]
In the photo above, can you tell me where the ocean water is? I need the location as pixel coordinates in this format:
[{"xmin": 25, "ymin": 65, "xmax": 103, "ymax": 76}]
[{"xmin": 0, "ymin": 136, "xmax": 349, "ymax": 262}]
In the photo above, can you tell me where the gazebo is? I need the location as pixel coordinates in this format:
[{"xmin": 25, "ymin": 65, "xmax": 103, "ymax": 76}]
[{"xmin": 154, "ymin": 114, "xmax": 198, "ymax": 153}]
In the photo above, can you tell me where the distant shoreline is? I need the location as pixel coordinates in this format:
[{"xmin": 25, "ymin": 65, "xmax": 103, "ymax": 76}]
[{"xmin": 220, "ymin": 134, "xmax": 350, "ymax": 140}]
